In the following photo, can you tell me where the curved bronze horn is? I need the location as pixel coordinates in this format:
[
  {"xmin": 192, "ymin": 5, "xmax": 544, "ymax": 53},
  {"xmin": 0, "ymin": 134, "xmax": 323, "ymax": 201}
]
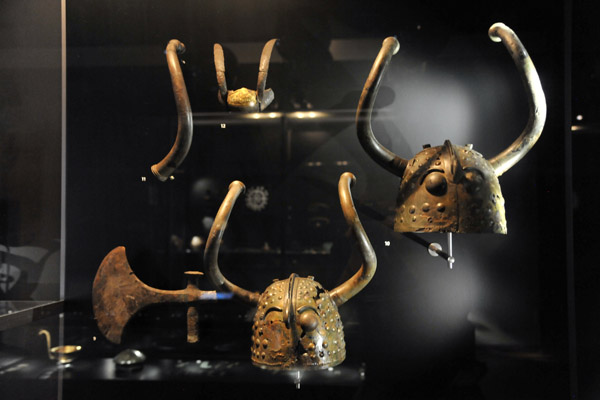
[
  {"xmin": 487, "ymin": 23, "xmax": 547, "ymax": 177},
  {"xmin": 151, "ymin": 39, "xmax": 193, "ymax": 182},
  {"xmin": 204, "ymin": 181, "xmax": 261, "ymax": 304},
  {"xmin": 256, "ymin": 38, "xmax": 278, "ymax": 111},
  {"xmin": 329, "ymin": 172, "xmax": 377, "ymax": 307},
  {"xmin": 356, "ymin": 37, "xmax": 408, "ymax": 177},
  {"xmin": 213, "ymin": 43, "xmax": 228, "ymax": 106}
]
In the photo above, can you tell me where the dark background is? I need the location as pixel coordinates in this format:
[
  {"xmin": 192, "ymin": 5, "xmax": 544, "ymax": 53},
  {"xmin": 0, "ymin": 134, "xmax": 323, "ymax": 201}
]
[
  {"xmin": 64, "ymin": 0, "xmax": 570, "ymax": 399},
  {"xmin": 0, "ymin": 1, "xmax": 62, "ymax": 301},
  {"xmin": 4, "ymin": 0, "xmax": 600, "ymax": 399}
]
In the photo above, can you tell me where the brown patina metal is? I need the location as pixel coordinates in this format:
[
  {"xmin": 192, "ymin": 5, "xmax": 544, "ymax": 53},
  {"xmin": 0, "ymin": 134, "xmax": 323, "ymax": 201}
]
[
  {"xmin": 204, "ymin": 172, "xmax": 376, "ymax": 369},
  {"xmin": 214, "ymin": 38, "xmax": 278, "ymax": 112},
  {"xmin": 187, "ymin": 306, "xmax": 199, "ymax": 344},
  {"xmin": 151, "ymin": 39, "xmax": 193, "ymax": 182},
  {"xmin": 250, "ymin": 274, "xmax": 346, "ymax": 368},
  {"xmin": 185, "ymin": 271, "xmax": 202, "ymax": 343},
  {"xmin": 92, "ymin": 247, "xmax": 216, "ymax": 344},
  {"xmin": 356, "ymin": 23, "xmax": 546, "ymax": 233},
  {"xmin": 395, "ymin": 140, "xmax": 506, "ymax": 233}
]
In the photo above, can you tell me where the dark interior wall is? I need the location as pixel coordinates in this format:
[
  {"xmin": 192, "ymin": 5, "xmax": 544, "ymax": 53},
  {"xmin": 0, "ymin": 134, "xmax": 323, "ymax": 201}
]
[
  {"xmin": 0, "ymin": 0, "xmax": 62, "ymax": 300},
  {"xmin": 65, "ymin": 0, "xmax": 570, "ymax": 397},
  {"xmin": 572, "ymin": 1, "xmax": 600, "ymax": 399}
]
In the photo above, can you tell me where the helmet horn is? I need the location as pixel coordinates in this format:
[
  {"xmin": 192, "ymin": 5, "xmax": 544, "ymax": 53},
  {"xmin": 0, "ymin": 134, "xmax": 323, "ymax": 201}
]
[
  {"xmin": 329, "ymin": 173, "xmax": 377, "ymax": 307},
  {"xmin": 487, "ymin": 23, "xmax": 547, "ymax": 177},
  {"xmin": 213, "ymin": 43, "xmax": 228, "ymax": 106},
  {"xmin": 151, "ymin": 39, "xmax": 193, "ymax": 181},
  {"xmin": 356, "ymin": 37, "xmax": 408, "ymax": 177},
  {"xmin": 204, "ymin": 181, "xmax": 261, "ymax": 304},
  {"xmin": 256, "ymin": 39, "xmax": 278, "ymax": 111}
]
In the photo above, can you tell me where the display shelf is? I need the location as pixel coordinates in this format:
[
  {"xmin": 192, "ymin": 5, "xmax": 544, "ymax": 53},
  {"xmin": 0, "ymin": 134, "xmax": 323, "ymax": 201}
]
[
  {"xmin": 571, "ymin": 122, "xmax": 600, "ymax": 134},
  {"xmin": 76, "ymin": 358, "xmax": 362, "ymax": 386},
  {"xmin": 191, "ymin": 109, "xmax": 397, "ymax": 125},
  {"xmin": 0, "ymin": 354, "xmax": 365, "ymax": 388},
  {"xmin": 217, "ymin": 247, "xmax": 332, "ymax": 256},
  {"xmin": 0, "ymin": 301, "xmax": 64, "ymax": 332}
]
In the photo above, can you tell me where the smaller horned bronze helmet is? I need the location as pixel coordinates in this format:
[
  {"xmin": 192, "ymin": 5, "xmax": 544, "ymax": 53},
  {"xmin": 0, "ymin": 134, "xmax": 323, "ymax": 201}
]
[
  {"xmin": 204, "ymin": 173, "xmax": 376, "ymax": 369},
  {"xmin": 151, "ymin": 39, "xmax": 193, "ymax": 182},
  {"xmin": 214, "ymin": 39, "xmax": 278, "ymax": 112},
  {"xmin": 356, "ymin": 23, "xmax": 546, "ymax": 234}
]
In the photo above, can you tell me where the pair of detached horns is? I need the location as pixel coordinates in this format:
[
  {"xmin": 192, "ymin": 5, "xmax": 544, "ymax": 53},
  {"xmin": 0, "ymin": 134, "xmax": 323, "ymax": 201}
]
[
  {"xmin": 214, "ymin": 38, "xmax": 278, "ymax": 111},
  {"xmin": 151, "ymin": 38, "xmax": 279, "ymax": 180},
  {"xmin": 151, "ymin": 39, "xmax": 193, "ymax": 182},
  {"xmin": 204, "ymin": 172, "xmax": 377, "ymax": 307},
  {"xmin": 356, "ymin": 23, "xmax": 547, "ymax": 178}
]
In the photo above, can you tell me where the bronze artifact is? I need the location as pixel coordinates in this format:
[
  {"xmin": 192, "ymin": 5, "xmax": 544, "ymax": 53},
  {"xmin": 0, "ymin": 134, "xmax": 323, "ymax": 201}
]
[
  {"xmin": 214, "ymin": 38, "xmax": 278, "ymax": 112},
  {"xmin": 92, "ymin": 247, "xmax": 217, "ymax": 344},
  {"xmin": 204, "ymin": 172, "xmax": 376, "ymax": 369},
  {"xmin": 356, "ymin": 23, "xmax": 546, "ymax": 233},
  {"xmin": 151, "ymin": 39, "xmax": 193, "ymax": 182}
]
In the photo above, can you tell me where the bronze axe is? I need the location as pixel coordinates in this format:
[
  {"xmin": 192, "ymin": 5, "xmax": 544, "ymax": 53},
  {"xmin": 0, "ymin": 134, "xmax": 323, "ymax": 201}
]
[{"xmin": 92, "ymin": 246, "xmax": 218, "ymax": 344}]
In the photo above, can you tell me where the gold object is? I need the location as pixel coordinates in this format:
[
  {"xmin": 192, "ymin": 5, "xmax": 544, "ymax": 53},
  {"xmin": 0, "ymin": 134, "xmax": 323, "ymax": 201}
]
[
  {"xmin": 356, "ymin": 23, "xmax": 546, "ymax": 233},
  {"xmin": 226, "ymin": 87, "xmax": 258, "ymax": 109},
  {"xmin": 38, "ymin": 329, "xmax": 82, "ymax": 364},
  {"xmin": 204, "ymin": 173, "xmax": 376, "ymax": 369}
]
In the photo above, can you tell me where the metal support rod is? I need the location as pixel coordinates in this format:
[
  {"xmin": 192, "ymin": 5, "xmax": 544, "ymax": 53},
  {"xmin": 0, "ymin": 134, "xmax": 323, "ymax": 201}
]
[
  {"xmin": 403, "ymin": 232, "xmax": 456, "ymax": 268},
  {"xmin": 294, "ymin": 370, "xmax": 301, "ymax": 389},
  {"xmin": 446, "ymin": 232, "xmax": 454, "ymax": 269}
]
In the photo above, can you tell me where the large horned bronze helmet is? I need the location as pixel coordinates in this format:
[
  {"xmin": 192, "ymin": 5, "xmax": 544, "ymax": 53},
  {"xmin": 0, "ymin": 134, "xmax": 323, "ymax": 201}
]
[
  {"xmin": 356, "ymin": 23, "xmax": 546, "ymax": 233},
  {"xmin": 204, "ymin": 173, "xmax": 376, "ymax": 369},
  {"xmin": 214, "ymin": 39, "xmax": 278, "ymax": 112}
]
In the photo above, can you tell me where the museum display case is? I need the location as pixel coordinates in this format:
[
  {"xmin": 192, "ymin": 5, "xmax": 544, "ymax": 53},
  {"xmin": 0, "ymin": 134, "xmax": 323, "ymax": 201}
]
[
  {"xmin": 3, "ymin": 0, "xmax": 598, "ymax": 399},
  {"xmin": 0, "ymin": 1, "xmax": 64, "ymax": 399}
]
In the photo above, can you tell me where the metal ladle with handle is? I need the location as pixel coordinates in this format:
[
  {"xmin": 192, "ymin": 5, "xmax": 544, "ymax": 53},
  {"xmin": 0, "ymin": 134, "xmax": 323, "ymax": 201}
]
[{"xmin": 38, "ymin": 329, "xmax": 82, "ymax": 364}]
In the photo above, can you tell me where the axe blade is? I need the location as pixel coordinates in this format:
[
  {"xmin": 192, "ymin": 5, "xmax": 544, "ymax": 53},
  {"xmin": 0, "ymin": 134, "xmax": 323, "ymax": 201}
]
[{"xmin": 92, "ymin": 246, "xmax": 154, "ymax": 344}]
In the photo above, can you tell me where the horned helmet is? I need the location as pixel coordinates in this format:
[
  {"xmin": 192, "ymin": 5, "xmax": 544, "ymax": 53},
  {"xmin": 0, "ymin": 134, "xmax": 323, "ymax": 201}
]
[
  {"xmin": 356, "ymin": 23, "xmax": 546, "ymax": 233},
  {"xmin": 204, "ymin": 173, "xmax": 376, "ymax": 369},
  {"xmin": 214, "ymin": 38, "xmax": 278, "ymax": 112}
]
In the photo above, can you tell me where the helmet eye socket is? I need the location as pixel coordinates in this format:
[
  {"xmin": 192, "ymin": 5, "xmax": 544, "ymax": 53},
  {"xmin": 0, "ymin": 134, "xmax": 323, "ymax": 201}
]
[
  {"xmin": 463, "ymin": 168, "xmax": 484, "ymax": 193},
  {"xmin": 264, "ymin": 307, "xmax": 283, "ymax": 321},
  {"xmin": 424, "ymin": 171, "xmax": 447, "ymax": 196},
  {"xmin": 298, "ymin": 309, "xmax": 319, "ymax": 332}
]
